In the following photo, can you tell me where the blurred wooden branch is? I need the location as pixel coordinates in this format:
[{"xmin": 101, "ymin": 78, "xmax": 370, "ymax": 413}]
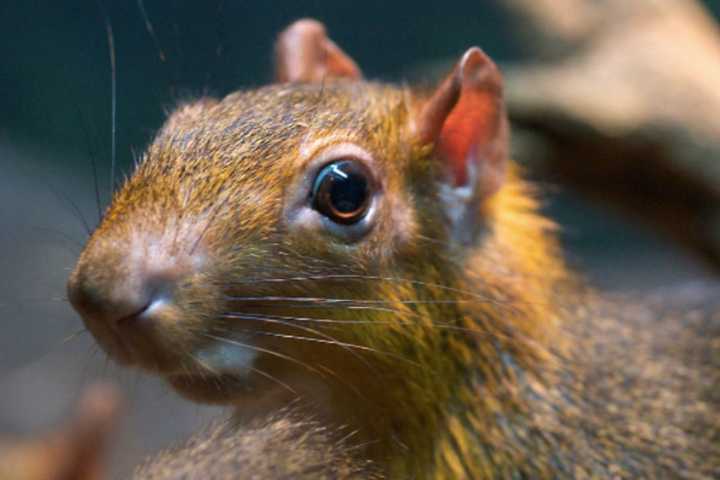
[
  {"xmin": 500, "ymin": 0, "xmax": 720, "ymax": 267},
  {"xmin": 0, "ymin": 384, "xmax": 121, "ymax": 480}
]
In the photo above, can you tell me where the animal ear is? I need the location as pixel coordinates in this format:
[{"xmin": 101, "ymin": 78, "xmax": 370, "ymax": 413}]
[
  {"xmin": 415, "ymin": 47, "xmax": 508, "ymax": 203},
  {"xmin": 275, "ymin": 19, "xmax": 362, "ymax": 83}
]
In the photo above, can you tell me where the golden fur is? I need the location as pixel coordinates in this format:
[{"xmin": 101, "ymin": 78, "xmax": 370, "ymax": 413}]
[{"xmin": 70, "ymin": 78, "xmax": 720, "ymax": 478}]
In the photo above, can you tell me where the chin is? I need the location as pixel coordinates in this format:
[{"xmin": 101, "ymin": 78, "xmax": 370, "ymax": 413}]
[
  {"xmin": 166, "ymin": 371, "xmax": 293, "ymax": 407},
  {"xmin": 167, "ymin": 372, "xmax": 249, "ymax": 404}
]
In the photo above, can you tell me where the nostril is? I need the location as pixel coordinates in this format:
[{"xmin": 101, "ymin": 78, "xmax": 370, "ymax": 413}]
[
  {"xmin": 67, "ymin": 242, "xmax": 196, "ymax": 334},
  {"xmin": 114, "ymin": 301, "xmax": 153, "ymax": 328},
  {"xmin": 112, "ymin": 292, "xmax": 173, "ymax": 329},
  {"xmin": 68, "ymin": 269, "xmax": 174, "ymax": 331}
]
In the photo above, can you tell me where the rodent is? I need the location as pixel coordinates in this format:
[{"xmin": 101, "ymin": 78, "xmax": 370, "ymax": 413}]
[{"xmin": 66, "ymin": 18, "xmax": 720, "ymax": 479}]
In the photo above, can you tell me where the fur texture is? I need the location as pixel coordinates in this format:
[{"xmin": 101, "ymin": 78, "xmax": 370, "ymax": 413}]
[{"xmin": 69, "ymin": 79, "xmax": 720, "ymax": 478}]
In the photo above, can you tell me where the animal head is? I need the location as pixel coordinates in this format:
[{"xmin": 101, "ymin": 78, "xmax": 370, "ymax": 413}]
[{"xmin": 67, "ymin": 19, "xmax": 532, "ymax": 410}]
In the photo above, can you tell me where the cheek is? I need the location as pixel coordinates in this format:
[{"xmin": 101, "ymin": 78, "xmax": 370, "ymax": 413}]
[
  {"xmin": 376, "ymin": 188, "xmax": 418, "ymax": 258},
  {"xmin": 193, "ymin": 336, "xmax": 259, "ymax": 374}
]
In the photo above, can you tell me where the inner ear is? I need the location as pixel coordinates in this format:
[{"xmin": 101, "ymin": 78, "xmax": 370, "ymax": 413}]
[
  {"xmin": 275, "ymin": 19, "xmax": 362, "ymax": 83},
  {"xmin": 415, "ymin": 47, "xmax": 507, "ymax": 200}
]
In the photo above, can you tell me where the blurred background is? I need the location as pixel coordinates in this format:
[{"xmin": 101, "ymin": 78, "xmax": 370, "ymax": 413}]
[{"xmin": 1, "ymin": 0, "xmax": 719, "ymax": 476}]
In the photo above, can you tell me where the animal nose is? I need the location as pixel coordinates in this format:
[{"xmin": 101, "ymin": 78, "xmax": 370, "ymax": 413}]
[
  {"xmin": 66, "ymin": 230, "xmax": 202, "ymax": 333},
  {"xmin": 67, "ymin": 265, "xmax": 181, "ymax": 330},
  {"xmin": 66, "ymin": 229, "xmax": 206, "ymax": 368}
]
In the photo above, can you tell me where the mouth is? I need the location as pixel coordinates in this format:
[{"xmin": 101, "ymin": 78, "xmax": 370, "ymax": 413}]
[
  {"xmin": 167, "ymin": 337, "xmax": 295, "ymax": 404},
  {"xmin": 83, "ymin": 317, "xmax": 267, "ymax": 403},
  {"xmin": 166, "ymin": 371, "xmax": 261, "ymax": 404},
  {"xmin": 87, "ymin": 326, "xmax": 142, "ymax": 367},
  {"xmin": 76, "ymin": 281, "xmax": 335, "ymax": 405},
  {"xmin": 91, "ymin": 323, "xmax": 275, "ymax": 404}
]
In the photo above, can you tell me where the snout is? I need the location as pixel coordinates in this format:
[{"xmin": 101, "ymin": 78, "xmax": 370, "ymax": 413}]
[{"xmin": 67, "ymin": 228, "xmax": 206, "ymax": 370}]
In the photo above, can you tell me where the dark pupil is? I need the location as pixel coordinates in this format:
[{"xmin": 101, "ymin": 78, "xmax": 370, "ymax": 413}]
[
  {"xmin": 313, "ymin": 160, "xmax": 370, "ymax": 224},
  {"xmin": 328, "ymin": 166, "xmax": 366, "ymax": 213}
]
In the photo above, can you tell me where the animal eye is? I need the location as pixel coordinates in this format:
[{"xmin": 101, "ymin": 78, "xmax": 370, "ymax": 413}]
[{"xmin": 311, "ymin": 159, "xmax": 372, "ymax": 225}]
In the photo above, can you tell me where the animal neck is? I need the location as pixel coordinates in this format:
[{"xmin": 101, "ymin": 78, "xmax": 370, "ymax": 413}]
[{"xmin": 322, "ymin": 175, "xmax": 571, "ymax": 478}]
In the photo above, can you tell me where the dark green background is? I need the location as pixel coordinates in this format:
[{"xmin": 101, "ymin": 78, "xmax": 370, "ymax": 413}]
[
  {"xmin": 0, "ymin": 1, "xmax": 517, "ymax": 175},
  {"xmin": 0, "ymin": 5, "xmax": 718, "ymax": 475},
  {"xmin": 1, "ymin": 0, "xmax": 719, "ymax": 285},
  {"xmin": 1, "ymin": 0, "xmax": 718, "ymax": 188}
]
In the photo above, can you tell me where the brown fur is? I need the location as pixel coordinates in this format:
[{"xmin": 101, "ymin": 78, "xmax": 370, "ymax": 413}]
[
  {"xmin": 68, "ymin": 49, "xmax": 720, "ymax": 480},
  {"xmin": 134, "ymin": 407, "xmax": 381, "ymax": 479}
]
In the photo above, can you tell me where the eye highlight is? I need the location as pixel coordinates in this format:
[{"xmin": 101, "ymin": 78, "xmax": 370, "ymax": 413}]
[{"xmin": 311, "ymin": 159, "xmax": 372, "ymax": 225}]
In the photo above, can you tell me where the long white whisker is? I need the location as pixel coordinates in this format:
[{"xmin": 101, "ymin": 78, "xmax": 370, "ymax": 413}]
[
  {"xmin": 221, "ymin": 311, "xmax": 490, "ymax": 336},
  {"xmin": 227, "ymin": 274, "xmax": 490, "ymax": 301},
  {"xmin": 194, "ymin": 352, "xmax": 297, "ymax": 395},
  {"xmin": 220, "ymin": 313, "xmax": 375, "ymax": 372},
  {"xmin": 226, "ymin": 295, "xmax": 474, "ymax": 306},
  {"xmin": 98, "ymin": 0, "xmax": 117, "ymax": 195},
  {"xmin": 202, "ymin": 333, "xmax": 325, "ymax": 378},
  {"xmin": 62, "ymin": 327, "xmax": 89, "ymax": 345},
  {"xmin": 231, "ymin": 330, "xmax": 424, "ymax": 369}
]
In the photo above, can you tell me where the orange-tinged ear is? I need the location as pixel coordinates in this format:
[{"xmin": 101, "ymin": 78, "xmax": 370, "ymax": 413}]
[
  {"xmin": 275, "ymin": 19, "xmax": 361, "ymax": 83},
  {"xmin": 416, "ymin": 47, "xmax": 507, "ymax": 199}
]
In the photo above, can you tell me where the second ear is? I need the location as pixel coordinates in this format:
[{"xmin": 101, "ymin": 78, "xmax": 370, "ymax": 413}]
[
  {"xmin": 275, "ymin": 19, "xmax": 362, "ymax": 84},
  {"xmin": 415, "ymin": 47, "xmax": 508, "ymax": 200}
]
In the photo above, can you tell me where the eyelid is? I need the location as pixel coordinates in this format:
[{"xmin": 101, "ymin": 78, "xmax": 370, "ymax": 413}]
[{"xmin": 302, "ymin": 142, "xmax": 377, "ymax": 176}]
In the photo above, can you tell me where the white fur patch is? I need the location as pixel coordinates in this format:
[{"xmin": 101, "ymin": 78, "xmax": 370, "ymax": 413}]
[{"xmin": 194, "ymin": 336, "xmax": 258, "ymax": 375}]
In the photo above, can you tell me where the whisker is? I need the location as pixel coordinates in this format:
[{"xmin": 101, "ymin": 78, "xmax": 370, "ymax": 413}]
[
  {"xmin": 222, "ymin": 311, "xmax": 383, "ymax": 325},
  {"xmin": 137, "ymin": 0, "xmax": 166, "ymax": 61},
  {"xmin": 220, "ymin": 311, "xmax": 490, "ymax": 336},
  {"xmin": 224, "ymin": 294, "xmax": 526, "ymax": 314},
  {"xmin": 79, "ymin": 343, "xmax": 101, "ymax": 384},
  {"xmin": 209, "ymin": 326, "xmax": 396, "ymax": 401},
  {"xmin": 231, "ymin": 330, "xmax": 424, "ymax": 369},
  {"xmin": 245, "ymin": 366, "xmax": 297, "ymax": 395},
  {"xmin": 28, "ymin": 226, "xmax": 84, "ymax": 253},
  {"xmin": 202, "ymin": 333, "xmax": 325, "ymax": 378},
  {"xmin": 221, "ymin": 303, "xmax": 537, "ymax": 348},
  {"xmin": 226, "ymin": 295, "xmax": 465, "ymax": 305},
  {"xmin": 416, "ymin": 233, "xmax": 452, "ymax": 247},
  {"xmin": 194, "ymin": 353, "xmax": 297, "ymax": 395},
  {"xmin": 313, "ymin": 363, "xmax": 367, "ymax": 401},
  {"xmin": 98, "ymin": 0, "xmax": 117, "ymax": 195},
  {"xmin": 101, "ymin": 349, "xmax": 111, "ymax": 378},
  {"xmin": 227, "ymin": 274, "xmax": 486, "ymax": 300},
  {"xmin": 43, "ymin": 184, "xmax": 92, "ymax": 237},
  {"xmin": 73, "ymin": 104, "xmax": 103, "ymax": 223},
  {"xmin": 224, "ymin": 303, "xmax": 399, "ymax": 315},
  {"xmin": 224, "ymin": 274, "xmax": 498, "ymax": 303},
  {"xmin": 220, "ymin": 313, "xmax": 375, "ymax": 372},
  {"xmin": 224, "ymin": 272, "xmax": 551, "ymax": 310},
  {"xmin": 62, "ymin": 327, "xmax": 89, "ymax": 345}
]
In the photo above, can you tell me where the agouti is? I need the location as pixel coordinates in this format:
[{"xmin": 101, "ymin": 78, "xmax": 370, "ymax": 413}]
[{"xmin": 67, "ymin": 19, "xmax": 720, "ymax": 479}]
